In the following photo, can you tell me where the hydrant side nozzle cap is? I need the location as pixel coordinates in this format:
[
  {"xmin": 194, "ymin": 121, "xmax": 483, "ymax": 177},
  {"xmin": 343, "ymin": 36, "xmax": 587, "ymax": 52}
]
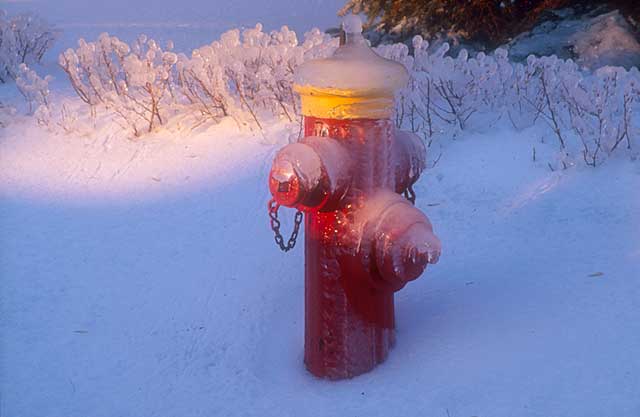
[{"xmin": 293, "ymin": 15, "xmax": 409, "ymax": 98}]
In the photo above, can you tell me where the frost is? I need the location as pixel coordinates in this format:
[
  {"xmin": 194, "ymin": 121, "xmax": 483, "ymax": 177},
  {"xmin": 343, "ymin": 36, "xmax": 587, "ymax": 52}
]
[
  {"xmin": 376, "ymin": 30, "xmax": 640, "ymax": 167},
  {"xmin": 507, "ymin": 9, "xmax": 640, "ymax": 71},
  {"xmin": 348, "ymin": 190, "xmax": 441, "ymax": 286},
  {"xmin": 16, "ymin": 64, "xmax": 51, "ymax": 115},
  {"xmin": 47, "ymin": 19, "xmax": 639, "ymax": 161},
  {"xmin": 0, "ymin": 11, "xmax": 57, "ymax": 83},
  {"xmin": 295, "ymin": 22, "xmax": 407, "ymax": 95},
  {"xmin": 276, "ymin": 142, "xmax": 323, "ymax": 190},
  {"xmin": 58, "ymin": 24, "xmax": 338, "ymax": 136},
  {"xmin": 59, "ymin": 33, "xmax": 181, "ymax": 136}
]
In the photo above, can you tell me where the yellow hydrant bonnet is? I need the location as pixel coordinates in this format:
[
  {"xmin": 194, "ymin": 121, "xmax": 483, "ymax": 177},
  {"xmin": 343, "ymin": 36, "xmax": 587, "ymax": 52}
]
[{"xmin": 293, "ymin": 15, "xmax": 409, "ymax": 120}]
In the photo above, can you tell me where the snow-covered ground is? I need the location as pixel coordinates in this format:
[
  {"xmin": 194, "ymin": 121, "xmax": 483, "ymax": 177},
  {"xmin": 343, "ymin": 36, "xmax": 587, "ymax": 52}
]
[
  {"xmin": 2, "ymin": 111, "xmax": 639, "ymax": 417},
  {"xmin": 1, "ymin": 2, "xmax": 640, "ymax": 417},
  {"xmin": 506, "ymin": 7, "xmax": 640, "ymax": 70}
]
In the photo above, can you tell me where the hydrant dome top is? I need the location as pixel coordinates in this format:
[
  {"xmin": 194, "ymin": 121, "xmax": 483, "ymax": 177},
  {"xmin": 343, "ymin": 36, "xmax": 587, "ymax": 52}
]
[{"xmin": 293, "ymin": 16, "xmax": 409, "ymax": 98}]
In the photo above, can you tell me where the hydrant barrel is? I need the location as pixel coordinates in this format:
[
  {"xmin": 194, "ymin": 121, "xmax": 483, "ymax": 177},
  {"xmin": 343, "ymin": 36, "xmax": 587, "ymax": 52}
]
[{"xmin": 269, "ymin": 15, "xmax": 441, "ymax": 380}]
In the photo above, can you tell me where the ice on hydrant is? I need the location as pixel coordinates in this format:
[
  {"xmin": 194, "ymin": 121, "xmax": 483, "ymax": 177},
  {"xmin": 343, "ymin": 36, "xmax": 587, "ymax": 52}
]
[
  {"xmin": 293, "ymin": 15, "xmax": 409, "ymax": 118},
  {"xmin": 268, "ymin": 14, "xmax": 441, "ymax": 380},
  {"xmin": 269, "ymin": 136, "xmax": 351, "ymax": 209}
]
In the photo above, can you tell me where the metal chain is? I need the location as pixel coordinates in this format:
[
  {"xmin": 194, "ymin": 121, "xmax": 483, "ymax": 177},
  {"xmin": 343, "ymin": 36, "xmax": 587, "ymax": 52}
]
[
  {"xmin": 403, "ymin": 183, "xmax": 417, "ymax": 205},
  {"xmin": 268, "ymin": 199, "xmax": 304, "ymax": 252}
]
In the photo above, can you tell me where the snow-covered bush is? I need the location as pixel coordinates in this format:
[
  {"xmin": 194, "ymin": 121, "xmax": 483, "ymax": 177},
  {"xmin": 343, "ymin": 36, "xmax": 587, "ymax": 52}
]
[
  {"xmin": 0, "ymin": 10, "xmax": 56, "ymax": 83},
  {"xmin": 509, "ymin": 57, "xmax": 638, "ymax": 166},
  {"xmin": 563, "ymin": 66, "xmax": 639, "ymax": 166},
  {"xmin": 379, "ymin": 35, "xmax": 640, "ymax": 167},
  {"xmin": 59, "ymin": 33, "xmax": 178, "ymax": 136},
  {"xmin": 176, "ymin": 44, "xmax": 235, "ymax": 123},
  {"xmin": 60, "ymin": 26, "xmax": 337, "ymax": 136},
  {"xmin": 177, "ymin": 25, "xmax": 337, "ymax": 129},
  {"xmin": 55, "ymin": 23, "xmax": 636, "ymax": 166},
  {"xmin": 0, "ymin": 100, "xmax": 16, "ymax": 127},
  {"xmin": 16, "ymin": 63, "xmax": 52, "ymax": 115}
]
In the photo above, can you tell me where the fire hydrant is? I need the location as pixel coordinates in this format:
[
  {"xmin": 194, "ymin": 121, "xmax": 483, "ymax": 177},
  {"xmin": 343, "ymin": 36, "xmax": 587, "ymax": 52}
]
[{"xmin": 268, "ymin": 16, "xmax": 441, "ymax": 380}]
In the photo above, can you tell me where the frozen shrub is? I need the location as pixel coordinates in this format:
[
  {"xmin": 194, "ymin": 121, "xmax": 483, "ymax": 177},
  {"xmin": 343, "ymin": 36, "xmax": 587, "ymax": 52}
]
[
  {"xmin": 0, "ymin": 100, "xmax": 16, "ymax": 127},
  {"xmin": 178, "ymin": 25, "xmax": 337, "ymax": 129},
  {"xmin": 16, "ymin": 63, "xmax": 51, "ymax": 115},
  {"xmin": 0, "ymin": 10, "xmax": 57, "ymax": 83},
  {"xmin": 54, "ymin": 22, "xmax": 636, "ymax": 165},
  {"xmin": 60, "ymin": 26, "xmax": 337, "ymax": 136},
  {"xmin": 176, "ymin": 47, "xmax": 235, "ymax": 123},
  {"xmin": 378, "ymin": 38, "xmax": 485, "ymax": 134},
  {"xmin": 383, "ymin": 35, "xmax": 639, "ymax": 167},
  {"xmin": 563, "ymin": 66, "xmax": 639, "ymax": 165},
  {"xmin": 59, "ymin": 33, "xmax": 178, "ymax": 136}
]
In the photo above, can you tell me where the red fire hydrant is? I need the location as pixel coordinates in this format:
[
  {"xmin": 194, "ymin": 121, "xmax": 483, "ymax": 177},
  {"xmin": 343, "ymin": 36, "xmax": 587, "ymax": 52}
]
[{"xmin": 268, "ymin": 16, "xmax": 441, "ymax": 379}]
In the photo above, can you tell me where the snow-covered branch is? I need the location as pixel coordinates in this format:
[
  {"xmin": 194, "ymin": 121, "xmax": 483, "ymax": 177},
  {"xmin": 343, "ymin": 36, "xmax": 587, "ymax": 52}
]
[
  {"xmin": 59, "ymin": 33, "xmax": 178, "ymax": 136},
  {"xmin": 60, "ymin": 26, "xmax": 337, "ymax": 136},
  {"xmin": 55, "ymin": 24, "xmax": 637, "ymax": 166},
  {"xmin": 377, "ymin": 36, "xmax": 640, "ymax": 167},
  {"xmin": 0, "ymin": 10, "xmax": 57, "ymax": 83}
]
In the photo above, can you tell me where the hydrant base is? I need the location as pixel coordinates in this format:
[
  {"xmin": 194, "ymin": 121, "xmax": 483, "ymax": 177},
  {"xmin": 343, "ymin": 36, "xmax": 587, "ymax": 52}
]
[{"xmin": 304, "ymin": 211, "xmax": 397, "ymax": 380}]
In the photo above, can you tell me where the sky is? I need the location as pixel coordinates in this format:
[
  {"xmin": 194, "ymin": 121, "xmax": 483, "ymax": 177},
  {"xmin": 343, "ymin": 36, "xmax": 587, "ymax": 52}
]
[
  {"xmin": 0, "ymin": 0, "xmax": 347, "ymax": 63},
  {"xmin": 0, "ymin": 0, "xmax": 346, "ymax": 34}
]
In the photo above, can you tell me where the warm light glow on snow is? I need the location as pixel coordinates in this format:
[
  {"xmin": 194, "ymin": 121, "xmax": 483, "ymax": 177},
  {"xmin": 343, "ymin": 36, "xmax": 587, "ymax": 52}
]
[{"xmin": 0, "ymin": 118, "xmax": 277, "ymax": 204}]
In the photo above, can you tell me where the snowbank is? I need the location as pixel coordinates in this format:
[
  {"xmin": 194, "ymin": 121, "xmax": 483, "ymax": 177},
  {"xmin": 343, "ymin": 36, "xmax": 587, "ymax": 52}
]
[{"xmin": 507, "ymin": 8, "xmax": 640, "ymax": 71}]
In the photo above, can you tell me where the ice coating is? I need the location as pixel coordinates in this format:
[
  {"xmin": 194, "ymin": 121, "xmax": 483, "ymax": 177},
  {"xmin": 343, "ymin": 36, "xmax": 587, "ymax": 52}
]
[
  {"xmin": 302, "ymin": 136, "xmax": 351, "ymax": 198},
  {"xmin": 293, "ymin": 16, "xmax": 408, "ymax": 97},
  {"xmin": 270, "ymin": 24, "xmax": 441, "ymax": 378},
  {"xmin": 269, "ymin": 137, "xmax": 351, "ymax": 210},
  {"xmin": 346, "ymin": 190, "xmax": 441, "ymax": 290},
  {"xmin": 269, "ymin": 143, "xmax": 322, "ymax": 207},
  {"xmin": 392, "ymin": 130, "xmax": 427, "ymax": 193},
  {"xmin": 277, "ymin": 143, "xmax": 322, "ymax": 191},
  {"xmin": 270, "ymin": 113, "xmax": 440, "ymax": 379}
]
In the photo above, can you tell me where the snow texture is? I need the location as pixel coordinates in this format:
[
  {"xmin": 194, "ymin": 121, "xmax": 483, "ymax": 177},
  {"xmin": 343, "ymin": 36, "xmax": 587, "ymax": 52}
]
[
  {"xmin": 376, "ymin": 37, "xmax": 640, "ymax": 167},
  {"xmin": 0, "ymin": 10, "xmax": 57, "ymax": 83},
  {"xmin": 570, "ymin": 10, "xmax": 640, "ymax": 71},
  {"xmin": 507, "ymin": 8, "xmax": 640, "ymax": 71},
  {"xmin": 294, "ymin": 19, "xmax": 408, "ymax": 94},
  {"xmin": 1, "ymin": 111, "xmax": 639, "ymax": 417}
]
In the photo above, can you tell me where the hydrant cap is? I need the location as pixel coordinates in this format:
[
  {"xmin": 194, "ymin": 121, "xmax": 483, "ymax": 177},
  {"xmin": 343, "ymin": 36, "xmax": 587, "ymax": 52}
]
[{"xmin": 293, "ymin": 15, "xmax": 409, "ymax": 119}]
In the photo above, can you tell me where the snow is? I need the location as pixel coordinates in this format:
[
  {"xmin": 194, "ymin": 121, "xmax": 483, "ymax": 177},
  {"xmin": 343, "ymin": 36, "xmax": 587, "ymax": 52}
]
[
  {"xmin": 294, "ymin": 24, "xmax": 408, "ymax": 96},
  {"xmin": 1, "ymin": 2, "xmax": 640, "ymax": 416},
  {"xmin": 506, "ymin": 8, "xmax": 640, "ymax": 71},
  {"xmin": 2, "ymin": 108, "xmax": 640, "ymax": 416},
  {"xmin": 571, "ymin": 10, "xmax": 640, "ymax": 71},
  {"xmin": 3, "ymin": 0, "xmax": 345, "ymax": 56}
]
